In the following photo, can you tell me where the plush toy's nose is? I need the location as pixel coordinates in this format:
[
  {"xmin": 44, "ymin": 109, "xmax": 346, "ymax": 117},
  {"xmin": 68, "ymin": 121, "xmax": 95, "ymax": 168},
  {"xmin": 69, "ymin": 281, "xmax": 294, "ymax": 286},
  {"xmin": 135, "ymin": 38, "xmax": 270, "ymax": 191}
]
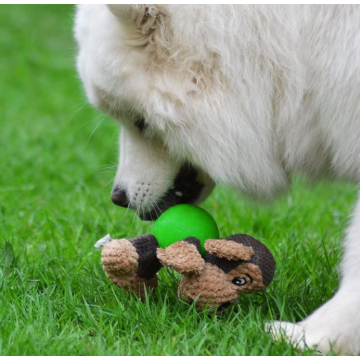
[
  {"xmin": 111, "ymin": 187, "xmax": 130, "ymax": 208},
  {"xmin": 190, "ymin": 300, "xmax": 232, "ymax": 312},
  {"xmin": 217, "ymin": 302, "xmax": 231, "ymax": 312}
]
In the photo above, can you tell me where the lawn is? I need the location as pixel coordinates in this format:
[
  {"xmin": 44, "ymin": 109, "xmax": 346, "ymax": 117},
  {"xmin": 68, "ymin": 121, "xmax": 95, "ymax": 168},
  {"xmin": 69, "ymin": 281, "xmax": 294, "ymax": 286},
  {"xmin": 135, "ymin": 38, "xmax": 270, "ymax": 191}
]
[{"xmin": 0, "ymin": 5, "xmax": 358, "ymax": 356}]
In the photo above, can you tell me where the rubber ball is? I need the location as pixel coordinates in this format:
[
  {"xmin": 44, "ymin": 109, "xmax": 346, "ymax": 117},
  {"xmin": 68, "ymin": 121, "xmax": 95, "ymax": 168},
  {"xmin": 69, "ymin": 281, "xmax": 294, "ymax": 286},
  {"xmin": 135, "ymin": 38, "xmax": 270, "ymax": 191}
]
[{"xmin": 152, "ymin": 204, "xmax": 219, "ymax": 255}]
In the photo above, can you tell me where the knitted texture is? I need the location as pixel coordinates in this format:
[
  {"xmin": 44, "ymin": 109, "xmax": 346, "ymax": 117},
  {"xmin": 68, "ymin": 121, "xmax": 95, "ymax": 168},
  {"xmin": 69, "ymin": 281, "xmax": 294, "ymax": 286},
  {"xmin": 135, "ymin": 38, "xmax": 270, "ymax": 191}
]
[
  {"xmin": 228, "ymin": 263, "xmax": 265, "ymax": 293},
  {"xmin": 205, "ymin": 239, "xmax": 255, "ymax": 261},
  {"xmin": 130, "ymin": 234, "xmax": 162, "ymax": 279},
  {"xmin": 101, "ymin": 239, "xmax": 139, "ymax": 275},
  {"xmin": 176, "ymin": 235, "xmax": 275, "ymax": 309},
  {"xmin": 128, "ymin": 275, "xmax": 158, "ymax": 300},
  {"xmin": 99, "ymin": 233, "xmax": 275, "ymax": 310},
  {"xmin": 223, "ymin": 234, "xmax": 275, "ymax": 286},
  {"xmin": 178, "ymin": 263, "xmax": 239, "ymax": 308},
  {"xmin": 157, "ymin": 240, "xmax": 205, "ymax": 274},
  {"xmin": 101, "ymin": 238, "xmax": 159, "ymax": 298}
]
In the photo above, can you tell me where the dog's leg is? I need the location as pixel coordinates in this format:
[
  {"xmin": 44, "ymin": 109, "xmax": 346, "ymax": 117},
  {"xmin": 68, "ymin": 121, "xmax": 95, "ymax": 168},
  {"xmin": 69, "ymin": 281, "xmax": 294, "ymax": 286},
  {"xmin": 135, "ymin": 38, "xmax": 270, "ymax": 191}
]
[{"xmin": 266, "ymin": 195, "xmax": 360, "ymax": 354}]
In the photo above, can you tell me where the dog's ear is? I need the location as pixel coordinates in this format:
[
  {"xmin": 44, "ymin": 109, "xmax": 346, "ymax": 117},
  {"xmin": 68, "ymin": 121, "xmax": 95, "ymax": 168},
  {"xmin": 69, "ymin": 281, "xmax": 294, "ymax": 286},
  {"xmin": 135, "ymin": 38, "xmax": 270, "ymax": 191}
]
[
  {"xmin": 157, "ymin": 238, "xmax": 205, "ymax": 274},
  {"xmin": 107, "ymin": 5, "xmax": 161, "ymax": 35},
  {"xmin": 205, "ymin": 239, "xmax": 255, "ymax": 261}
]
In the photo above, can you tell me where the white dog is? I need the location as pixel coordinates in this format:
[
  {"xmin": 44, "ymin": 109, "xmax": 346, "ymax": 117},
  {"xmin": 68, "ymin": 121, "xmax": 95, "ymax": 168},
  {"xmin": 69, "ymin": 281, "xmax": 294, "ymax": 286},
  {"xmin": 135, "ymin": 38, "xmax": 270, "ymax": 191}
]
[{"xmin": 74, "ymin": 5, "xmax": 360, "ymax": 354}]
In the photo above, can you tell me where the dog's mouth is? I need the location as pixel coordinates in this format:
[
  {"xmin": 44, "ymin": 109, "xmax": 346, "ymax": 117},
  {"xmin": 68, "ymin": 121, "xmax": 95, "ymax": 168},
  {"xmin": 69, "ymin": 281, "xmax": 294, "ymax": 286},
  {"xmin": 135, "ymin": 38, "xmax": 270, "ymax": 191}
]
[{"xmin": 139, "ymin": 164, "xmax": 205, "ymax": 221}]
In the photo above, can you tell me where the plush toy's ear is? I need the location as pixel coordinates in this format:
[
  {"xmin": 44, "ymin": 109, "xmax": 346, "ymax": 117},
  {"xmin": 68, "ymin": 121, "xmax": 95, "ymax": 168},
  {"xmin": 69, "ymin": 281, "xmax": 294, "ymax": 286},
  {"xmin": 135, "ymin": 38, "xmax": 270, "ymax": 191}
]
[
  {"xmin": 107, "ymin": 4, "xmax": 160, "ymax": 36},
  {"xmin": 157, "ymin": 238, "xmax": 205, "ymax": 274},
  {"xmin": 204, "ymin": 239, "xmax": 255, "ymax": 261}
]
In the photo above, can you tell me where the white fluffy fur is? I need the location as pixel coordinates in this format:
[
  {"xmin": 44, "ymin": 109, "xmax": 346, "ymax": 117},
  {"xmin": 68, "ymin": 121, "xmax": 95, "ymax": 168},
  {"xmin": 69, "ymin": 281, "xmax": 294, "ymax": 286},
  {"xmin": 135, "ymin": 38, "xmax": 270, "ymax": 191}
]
[{"xmin": 74, "ymin": 5, "xmax": 360, "ymax": 354}]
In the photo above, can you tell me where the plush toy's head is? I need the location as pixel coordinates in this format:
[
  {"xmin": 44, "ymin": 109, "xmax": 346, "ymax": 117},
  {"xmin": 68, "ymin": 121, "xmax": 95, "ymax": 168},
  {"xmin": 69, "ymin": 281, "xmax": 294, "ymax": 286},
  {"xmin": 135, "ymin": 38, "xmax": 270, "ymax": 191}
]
[{"xmin": 158, "ymin": 234, "xmax": 275, "ymax": 311}]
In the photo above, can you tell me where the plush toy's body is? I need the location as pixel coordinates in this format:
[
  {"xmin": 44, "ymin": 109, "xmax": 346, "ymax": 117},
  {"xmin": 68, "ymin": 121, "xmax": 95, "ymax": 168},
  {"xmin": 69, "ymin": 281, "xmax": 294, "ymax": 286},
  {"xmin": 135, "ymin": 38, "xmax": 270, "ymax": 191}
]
[{"xmin": 100, "ymin": 233, "xmax": 275, "ymax": 310}]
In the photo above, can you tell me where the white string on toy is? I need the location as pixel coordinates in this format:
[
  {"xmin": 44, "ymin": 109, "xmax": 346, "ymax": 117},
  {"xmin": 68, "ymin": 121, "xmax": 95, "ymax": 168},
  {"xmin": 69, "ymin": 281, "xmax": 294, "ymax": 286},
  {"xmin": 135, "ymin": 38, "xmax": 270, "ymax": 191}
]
[{"xmin": 95, "ymin": 234, "xmax": 113, "ymax": 250}]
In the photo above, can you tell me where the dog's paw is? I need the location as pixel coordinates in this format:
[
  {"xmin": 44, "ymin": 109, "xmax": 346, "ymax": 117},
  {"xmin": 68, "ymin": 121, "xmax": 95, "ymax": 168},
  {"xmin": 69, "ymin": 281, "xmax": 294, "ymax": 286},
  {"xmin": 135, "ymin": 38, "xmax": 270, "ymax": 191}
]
[
  {"xmin": 265, "ymin": 321, "xmax": 307, "ymax": 350},
  {"xmin": 266, "ymin": 291, "xmax": 360, "ymax": 355},
  {"xmin": 265, "ymin": 319, "xmax": 351, "ymax": 354}
]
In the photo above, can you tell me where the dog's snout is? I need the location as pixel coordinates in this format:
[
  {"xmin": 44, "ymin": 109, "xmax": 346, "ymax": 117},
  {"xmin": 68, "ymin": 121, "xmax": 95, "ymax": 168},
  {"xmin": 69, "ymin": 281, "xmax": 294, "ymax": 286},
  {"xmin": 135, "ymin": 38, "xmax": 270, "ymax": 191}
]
[
  {"xmin": 111, "ymin": 187, "xmax": 130, "ymax": 208},
  {"xmin": 110, "ymin": 164, "xmax": 214, "ymax": 221}
]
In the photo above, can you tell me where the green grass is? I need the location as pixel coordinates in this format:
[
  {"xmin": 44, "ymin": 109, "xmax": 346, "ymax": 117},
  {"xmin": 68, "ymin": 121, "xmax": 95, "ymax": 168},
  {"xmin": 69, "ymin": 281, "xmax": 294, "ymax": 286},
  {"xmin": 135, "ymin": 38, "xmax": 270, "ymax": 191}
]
[{"xmin": 0, "ymin": 5, "xmax": 357, "ymax": 355}]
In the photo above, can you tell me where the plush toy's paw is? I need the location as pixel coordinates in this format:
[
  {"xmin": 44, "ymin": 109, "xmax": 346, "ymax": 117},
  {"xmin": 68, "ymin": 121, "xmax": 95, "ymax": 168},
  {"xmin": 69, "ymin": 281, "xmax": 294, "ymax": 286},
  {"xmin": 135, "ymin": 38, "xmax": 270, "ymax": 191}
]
[
  {"xmin": 101, "ymin": 239, "xmax": 158, "ymax": 299},
  {"xmin": 157, "ymin": 240, "xmax": 205, "ymax": 274},
  {"xmin": 101, "ymin": 239, "xmax": 140, "ymax": 289},
  {"xmin": 101, "ymin": 239, "xmax": 139, "ymax": 275}
]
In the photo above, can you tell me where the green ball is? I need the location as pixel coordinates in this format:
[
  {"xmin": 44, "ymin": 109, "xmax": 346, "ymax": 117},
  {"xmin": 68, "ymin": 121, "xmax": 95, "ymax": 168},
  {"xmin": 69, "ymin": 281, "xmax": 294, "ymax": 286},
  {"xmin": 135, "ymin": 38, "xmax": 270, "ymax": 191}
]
[{"xmin": 152, "ymin": 204, "xmax": 219, "ymax": 255}]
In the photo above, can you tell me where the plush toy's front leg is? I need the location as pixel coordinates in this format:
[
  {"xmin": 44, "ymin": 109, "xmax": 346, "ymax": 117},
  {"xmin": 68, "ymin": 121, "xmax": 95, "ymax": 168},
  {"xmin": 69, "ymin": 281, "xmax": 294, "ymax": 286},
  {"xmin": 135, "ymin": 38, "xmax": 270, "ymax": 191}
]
[{"xmin": 101, "ymin": 234, "xmax": 162, "ymax": 299}]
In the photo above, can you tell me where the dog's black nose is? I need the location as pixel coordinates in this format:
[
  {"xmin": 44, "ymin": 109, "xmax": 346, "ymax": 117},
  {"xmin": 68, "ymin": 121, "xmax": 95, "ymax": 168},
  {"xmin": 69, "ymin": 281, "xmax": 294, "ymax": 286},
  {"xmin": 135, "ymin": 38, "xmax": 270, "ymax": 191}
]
[{"xmin": 111, "ymin": 188, "xmax": 130, "ymax": 208}]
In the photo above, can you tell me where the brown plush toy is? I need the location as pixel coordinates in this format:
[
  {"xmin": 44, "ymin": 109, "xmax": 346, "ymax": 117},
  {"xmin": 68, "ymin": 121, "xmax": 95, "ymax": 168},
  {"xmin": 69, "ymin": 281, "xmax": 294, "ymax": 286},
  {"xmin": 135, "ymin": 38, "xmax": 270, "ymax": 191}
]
[{"xmin": 98, "ymin": 234, "xmax": 275, "ymax": 310}]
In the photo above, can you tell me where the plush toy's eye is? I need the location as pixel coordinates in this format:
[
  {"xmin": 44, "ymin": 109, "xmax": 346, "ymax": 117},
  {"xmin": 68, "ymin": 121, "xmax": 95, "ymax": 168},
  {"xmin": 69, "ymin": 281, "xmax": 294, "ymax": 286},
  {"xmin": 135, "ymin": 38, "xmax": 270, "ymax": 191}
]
[
  {"xmin": 134, "ymin": 118, "xmax": 148, "ymax": 133},
  {"xmin": 232, "ymin": 277, "xmax": 247, "ymax": 286}
]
